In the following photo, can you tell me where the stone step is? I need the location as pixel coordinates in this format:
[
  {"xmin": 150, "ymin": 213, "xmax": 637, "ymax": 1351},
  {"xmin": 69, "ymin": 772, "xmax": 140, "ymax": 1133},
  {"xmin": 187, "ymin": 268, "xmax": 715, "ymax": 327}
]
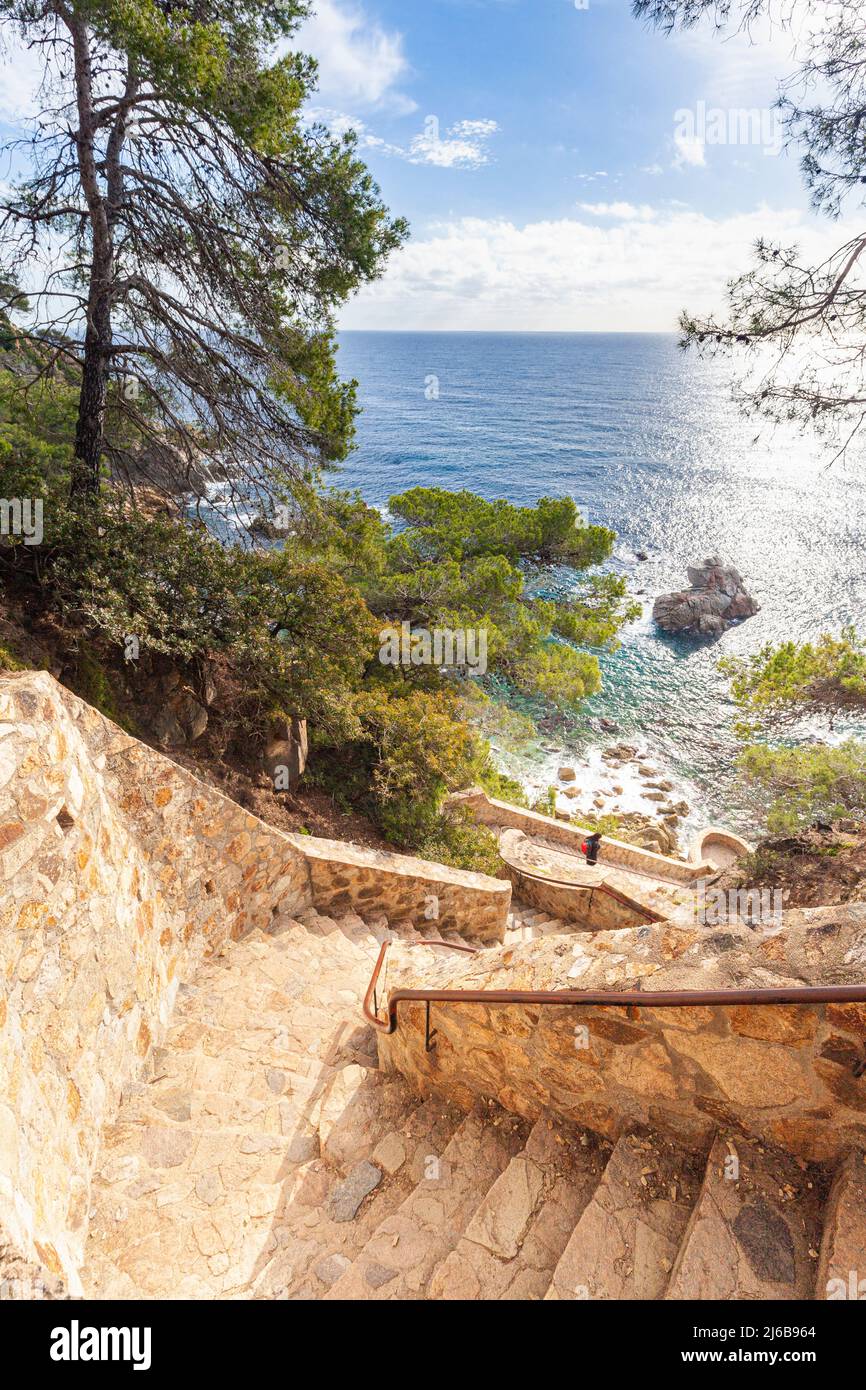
[
  {"xmin": 144, "ymin": 1040, "xmax": 365, "ymax": 1109},
  {"xmin": 322, "ymin": 1101, "xmax": 530, "ymax": 1300},
  {"xmin": 114, "ymin": 1078, "xmax": 326, "ymax": 1137},
  {"xmin": 505, "ymin": 915, "xmax": 572, "ymax": 945},
  {"xmin": 83, "ymin": 909, "xmax": 395, "ymax": 1300},
  {"xmin": 546, "ymin": 1128, "xmax": 702, "ymax": 1300},
  {"xmin": 816, "ymin": 1149, "xmax": 866, "ymax": 1301},
  {"xmin": 518, "ymin": 909, "xmax": 549, "ymax": 927},
  {"xmin": 317, "ymin": 1066, "xmax": 421, "ymax": 1172},
  {"xmin": 331, "ymin": 911, "xmax": 384, "ymax": 948},
  {"xmin": 295, "ymin": 908, "xmax": 340, "ymax": 936},
  {"xmin": 292, "ymin": 911, "xmax": 381, "ymax": 955},
  {"xmin": 267, "ymin": 919, "xmax": 375, "ymax": 961},
  {"xmin": 390, "ymin": 917, "xmax": 426, "ymax": 942},
  {"xmin": 534, "ymin": 917, "xmax": 568, "ymax": 936},
  {"xmin": 89, "ymin": 1079, "xmax": 438, "ymax": 1301},
  {"xmin": 666, "ymin": 1133, "xmax": 823, "ymax": 1300},
  {"xmin": 505, "ymin": 925, "xmax": 534, "ymax": 946},
  {"xmin": 254, "ymin": 1094, "xmax": 466, "ymax": 1299},
  {"xmin": 287, "ymin": 912, "xmax": 379, "ymax": 944},
  {"xmin": 428, "ymin": 1115, "xmax": 608, "ymax": 1300},
  {"xmin": 84, "ymin": 1135, "xmax": 316, "ymax": 1298},
  {"xmin": 359, "ymin": 913, "xmax": 393, "ymax": 945}
]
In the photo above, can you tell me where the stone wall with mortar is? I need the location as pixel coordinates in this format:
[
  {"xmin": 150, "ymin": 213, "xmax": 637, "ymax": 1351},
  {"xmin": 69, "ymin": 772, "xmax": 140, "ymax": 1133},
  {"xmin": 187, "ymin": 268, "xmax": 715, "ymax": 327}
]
[
  {"xmin": 0, "ymin": 672, "xmax": 312, "ymax": 1290},
  {"xmin": 506, "ymin": 867, "xmax": 661, "ymax": 930},
  {"xmin": 299, "ymin": 836, "xmax": 509, "ymax": 945},
  {"xmin": 449, "ymin": 788, "xmax": 715, "ymax": 883},
  {"xmin": 379, "ymin": 906, "xmax": 866, "ymax": 1163},
  {"xmin": 0, "ymin": 672, "xmax": 510, "ymax": 1290}
]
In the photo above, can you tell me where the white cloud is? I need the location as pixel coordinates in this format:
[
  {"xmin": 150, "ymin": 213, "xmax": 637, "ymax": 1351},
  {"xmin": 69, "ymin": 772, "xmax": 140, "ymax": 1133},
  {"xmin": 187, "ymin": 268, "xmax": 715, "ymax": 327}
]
[
  {"xmin": 340, "ymin": 204, "xmax": 860, "ymax": 332},
  {"xmin": 296, "ymin": 0, "xmax": 414, "ymax": 112},
  {"xmin": 2, "ymin": 3, "xmax": 415, "ymax": 128},
  {"xmin": 407, "ymin": 119, "xmax": 499, "ymax": 169},
  {"xmin": 0, "ymin": 33, "xmax": 51, "ymax": 123},
  {"xmin": 305, "ymin": 108, "xmax": 499, "ymax": 169},
  {"xmin": 578, "ymin": 202, "xmax": 656, "ymax": 221},
  {"xmin": 304, "ymin": 106, "xmax": 405, "ymax": 156},
  {"xmin": 670, "ymin": 4, "xmax": 805, "ymax": 109},
  {"xmin": 449, "ymin": 119, "xmax": 499, "ymax": 140},
  {"xmin": 305, "ymin": 106, "xmax": 362, "ymax": 138},
  {"xmin": 673, "ymin": 130, "xmax": 706, "ymax": 169}
]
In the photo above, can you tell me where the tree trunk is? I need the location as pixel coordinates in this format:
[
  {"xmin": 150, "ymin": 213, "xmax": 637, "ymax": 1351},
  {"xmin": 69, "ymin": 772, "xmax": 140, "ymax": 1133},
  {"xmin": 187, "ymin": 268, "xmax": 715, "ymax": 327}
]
[
  {"xmin": 67, "ymin": 10, "xmax": 113, "ymax": 501},
  {"xmin": 72, "ymin": 270, "xmax": 111, "ymax": 499}
]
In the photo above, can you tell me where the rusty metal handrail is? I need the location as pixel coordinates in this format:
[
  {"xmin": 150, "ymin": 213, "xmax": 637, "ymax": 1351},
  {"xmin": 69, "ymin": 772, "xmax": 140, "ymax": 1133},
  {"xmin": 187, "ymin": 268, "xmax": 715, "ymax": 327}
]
[
  {"xmin": 364, "ymin": 938, "xmax": 478, "ymax": 1030},
  {"xmin": 362, "ymin": 938, "xmax": 866, "ymax": 1038},
  {"xmin": 505, "ymin": 863, "xmax": 667, "ymax": 922}
]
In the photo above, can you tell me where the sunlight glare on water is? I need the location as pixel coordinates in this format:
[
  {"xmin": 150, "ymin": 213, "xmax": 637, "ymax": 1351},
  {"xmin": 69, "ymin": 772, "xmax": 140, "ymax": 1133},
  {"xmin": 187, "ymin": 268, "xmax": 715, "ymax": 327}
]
[{"xmin": 335, "ymin": 331, "xmax": 866, "ymax": 833}]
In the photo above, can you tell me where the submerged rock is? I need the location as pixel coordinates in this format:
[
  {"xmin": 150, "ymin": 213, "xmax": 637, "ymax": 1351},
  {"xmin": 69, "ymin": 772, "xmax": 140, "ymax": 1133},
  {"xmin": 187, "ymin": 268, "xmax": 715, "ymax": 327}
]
[{"xmin": 653, "ymin": 555, "xmax": 759, "ymax": 637}]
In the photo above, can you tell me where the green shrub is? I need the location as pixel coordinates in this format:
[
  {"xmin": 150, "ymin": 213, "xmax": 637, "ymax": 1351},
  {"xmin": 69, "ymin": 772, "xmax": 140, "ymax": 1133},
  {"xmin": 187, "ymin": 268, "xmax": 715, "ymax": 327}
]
[
  {"xmin": 46, "ymin": 505, "xmax": 379, "ymax": 742},
  {"xmin": 1, "ymin": 363, "xmax": 642, "ymax": 858},
  {"xmin": 0, "ymin": 640, "xmax": 29, "ymax": 671},
  {"xmin": 416, "ymin": 810, "xmax": 504, "ymax": 876},
  {"xmin": 576, "ymin": 811, "xmax": 622, "ymax": 837},
  {"xmin": 531, "ymin": 785, "xmax": 558, "ymax": 818},
  {"xmin": 738, "ymin": 740, "xmax": 866, "ymax": 833},
  {"xmin": 721, "ymin": 629, "xmax": 866, "ymax": 734}
]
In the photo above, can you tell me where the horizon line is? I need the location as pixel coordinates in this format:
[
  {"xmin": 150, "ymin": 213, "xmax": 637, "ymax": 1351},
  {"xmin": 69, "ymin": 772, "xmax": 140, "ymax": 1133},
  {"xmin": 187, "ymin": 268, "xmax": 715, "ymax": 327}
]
[{"xmin": 337, "ymin": 328, "xmax": 681, "ymax": 335}]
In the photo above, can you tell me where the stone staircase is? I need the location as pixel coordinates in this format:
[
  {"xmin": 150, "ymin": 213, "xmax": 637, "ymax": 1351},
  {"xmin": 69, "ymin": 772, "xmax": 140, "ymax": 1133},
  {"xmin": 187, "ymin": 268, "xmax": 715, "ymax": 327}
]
[
  {"xmin": 82, "ymin": 907, "xmax": 460, "ymax": 1299},
  {"xmin": 7, "ymin": 673, "xmax": 862, "ymax": 1301},
  {"xmin": 81, "ymin": 907, "xmax": 865, "ymax": 1302},
  {"xmin": 506, "ymin": 902, "xmax": 574, "ymax": 945}
]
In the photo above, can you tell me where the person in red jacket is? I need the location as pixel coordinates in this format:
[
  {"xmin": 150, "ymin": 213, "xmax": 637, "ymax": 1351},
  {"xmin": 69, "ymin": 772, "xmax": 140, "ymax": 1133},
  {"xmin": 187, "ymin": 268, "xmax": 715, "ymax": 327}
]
[{"xmin": 581, "ymin": 832, "xmax": 602, "ymax": 866}]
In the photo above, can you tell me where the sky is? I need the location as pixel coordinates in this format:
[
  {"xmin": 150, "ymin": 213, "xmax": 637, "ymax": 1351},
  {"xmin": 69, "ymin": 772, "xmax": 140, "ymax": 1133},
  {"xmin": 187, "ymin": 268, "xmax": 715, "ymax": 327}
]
[
  {"xmin": 292, "ymin": 0, "xmax": 858, "ymax": 330},
  {"xmin": 0, "ymin": 0, "xmax": 858, "ymax": 331}
]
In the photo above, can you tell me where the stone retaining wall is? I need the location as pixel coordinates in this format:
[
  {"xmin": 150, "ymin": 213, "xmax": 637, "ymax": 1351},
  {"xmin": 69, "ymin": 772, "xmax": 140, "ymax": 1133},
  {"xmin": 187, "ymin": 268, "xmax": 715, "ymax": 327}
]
[
  {"xmin": 0, "ymin": 672, "xmax": 510, "ymax": 1289},
  {"xmin": 379, "ymin": 906, "xmax": 866, "ymax": 1163},
  {"xmin": 0, "ymin": 672, "xmax": 312, "ymax": 1289},
  {"xmin": 298, "ymin": 836, "xmax": 509, "ymax": 945},
  {"xmin": 505, "ymin": 866, "xmax": 662, "ymax": 930}
]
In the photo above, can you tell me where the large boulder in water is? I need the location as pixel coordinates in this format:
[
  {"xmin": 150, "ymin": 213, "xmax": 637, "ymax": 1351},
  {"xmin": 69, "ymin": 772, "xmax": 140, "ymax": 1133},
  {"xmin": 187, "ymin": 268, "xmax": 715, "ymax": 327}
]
[{"xmin": 653, "ymin": 555, "xmax": 759, "ymax": 638}]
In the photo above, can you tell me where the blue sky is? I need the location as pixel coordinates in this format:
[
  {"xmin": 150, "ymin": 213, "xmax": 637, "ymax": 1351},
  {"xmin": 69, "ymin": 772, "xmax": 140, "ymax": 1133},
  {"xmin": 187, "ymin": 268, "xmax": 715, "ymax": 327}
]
[
  {"xmin": 302, "ymin": 0, "xmax": 799, "ymax": 223},
  {"xmin": 295, "ymin": 0, "xmax": 854, "ymax": 329},
  {"xmin": 0, "ymin": 0, "xmax": 853, "ymax": 330}
]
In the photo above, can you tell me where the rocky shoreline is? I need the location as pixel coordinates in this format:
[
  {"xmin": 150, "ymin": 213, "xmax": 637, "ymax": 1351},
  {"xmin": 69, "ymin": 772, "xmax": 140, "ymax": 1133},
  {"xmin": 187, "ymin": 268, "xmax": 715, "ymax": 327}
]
[
  {"xmin": 549, "ymin": 740, "xmax": 692, "ymax": 853},
  {"xmin": 490, "ymin": 554, "xmax": 762, "ymax": 854}
]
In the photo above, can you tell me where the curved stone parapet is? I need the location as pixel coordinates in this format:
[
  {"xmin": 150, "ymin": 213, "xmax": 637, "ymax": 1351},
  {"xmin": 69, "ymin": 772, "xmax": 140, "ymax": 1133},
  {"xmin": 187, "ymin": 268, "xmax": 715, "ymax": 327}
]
[
  {"xmin": 690, "ymin": 825, "xmax": 753, "ymax": 870},
  {"xmin": 449, "ymin": 788, "xmax": 719, "ymax": 883},
  {"xmin": 499, "ymin": 827, "xmax": 669, "ymax": 929}
]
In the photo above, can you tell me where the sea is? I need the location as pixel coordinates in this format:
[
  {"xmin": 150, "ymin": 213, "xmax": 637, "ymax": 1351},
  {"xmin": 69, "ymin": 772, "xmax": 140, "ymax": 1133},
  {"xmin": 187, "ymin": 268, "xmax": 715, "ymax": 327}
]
[{"xmin": 334, "ymin": 331, "xmax": 866, "ymax": 839}]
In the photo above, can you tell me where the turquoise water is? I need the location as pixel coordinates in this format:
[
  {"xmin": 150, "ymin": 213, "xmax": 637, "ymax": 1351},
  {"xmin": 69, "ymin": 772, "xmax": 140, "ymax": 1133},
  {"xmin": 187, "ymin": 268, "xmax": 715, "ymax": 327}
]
[{"xmin": 335, "ymin": 332, "xmax": 866, "ymax": 834}]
